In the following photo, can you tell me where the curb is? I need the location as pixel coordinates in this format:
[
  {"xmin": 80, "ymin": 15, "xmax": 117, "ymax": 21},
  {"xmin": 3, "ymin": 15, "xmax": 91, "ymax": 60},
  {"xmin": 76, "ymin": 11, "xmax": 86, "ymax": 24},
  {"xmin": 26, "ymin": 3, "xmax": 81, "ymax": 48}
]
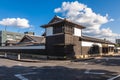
[
  {"xmin": 0, "ymin": 56, "xmax": 71, "ymax": 63},
  {"xmin": 0, "ymin": 56, "xmax": 46, "ymax": 63},
  {"xmin": 71, "ymin": 58, "xmax": 95, "ymax": 62}
]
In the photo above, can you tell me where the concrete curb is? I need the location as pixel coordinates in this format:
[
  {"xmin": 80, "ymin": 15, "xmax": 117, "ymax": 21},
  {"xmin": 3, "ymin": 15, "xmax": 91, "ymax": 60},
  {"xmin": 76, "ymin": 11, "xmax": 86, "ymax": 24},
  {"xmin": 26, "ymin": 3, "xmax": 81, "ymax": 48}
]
[
  {"xmin": 0, "ymin": 56, "xmax": 71, "ymax": 63},
  {"xmin": 71, "ymin": 58, "xmax": 95, "ymax": 62},
  {"xmin": 0, "ymin": 56, "xmax": 47, "ymax": 63}
]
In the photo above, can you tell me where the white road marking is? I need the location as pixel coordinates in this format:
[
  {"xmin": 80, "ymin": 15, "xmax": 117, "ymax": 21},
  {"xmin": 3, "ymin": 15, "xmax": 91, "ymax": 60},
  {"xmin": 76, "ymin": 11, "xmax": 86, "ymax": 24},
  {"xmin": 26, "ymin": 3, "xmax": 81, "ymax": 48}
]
[
  {"xmin": 110, "ymin": 64, "xmax": 117, "ymax": 66},
  {"xmin": 15, "ymin": 74, "xmax": 28, "ymax": 80},
  {"xmin": 107, "ymin": 75, "xmax": 120, "ymax": 80},
  {"xmin": 22, "ymin": 72, "xmax": 37, "ymax": 75},
  {"xmin": 14, "ymin": 72, "xmax": 37, "ymax": 80},
  {"xmin": 84, "ymin": 69, "xmax": 90, "ymax": 74},
  {"xmin": 84, "ymin": 63, "xmax": 88, "ymax": 65},
  {"xmin": 17, "ymin": 63, "xmax": 22, "ymax": 66},
  {"xmin": 32, "ymin": 67, "xmax": 37, "ymax": 69},
  {"xmin": 84, "ymin": 69, "xmax": 105, "ymax": 75},
  {"xmin": 106, "ymin": 58, "xmax": 109, "ymax": 61}
]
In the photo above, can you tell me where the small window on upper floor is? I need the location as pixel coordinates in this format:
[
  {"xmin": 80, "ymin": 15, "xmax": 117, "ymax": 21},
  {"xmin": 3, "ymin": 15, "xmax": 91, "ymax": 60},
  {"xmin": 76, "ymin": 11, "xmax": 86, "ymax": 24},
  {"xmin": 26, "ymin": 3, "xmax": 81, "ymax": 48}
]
[{"xmin": 53, "ymin": 26, "xmax": 63, "ymax": 34}]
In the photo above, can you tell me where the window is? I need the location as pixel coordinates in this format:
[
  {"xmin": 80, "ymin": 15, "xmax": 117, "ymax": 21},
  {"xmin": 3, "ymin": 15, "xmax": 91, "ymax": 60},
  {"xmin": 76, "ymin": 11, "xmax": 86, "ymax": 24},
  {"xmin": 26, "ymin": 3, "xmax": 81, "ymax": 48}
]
[
  {"xmin": 16, "ymin": 35, "xmax": 21, "ymax": 40},
  {"xmin": 53, "ymin": 26, "xmax": 63, "ymax": 34},
  {"xmin": 6, "ymin": 34, "xmax": 13, "ymax": 40}
]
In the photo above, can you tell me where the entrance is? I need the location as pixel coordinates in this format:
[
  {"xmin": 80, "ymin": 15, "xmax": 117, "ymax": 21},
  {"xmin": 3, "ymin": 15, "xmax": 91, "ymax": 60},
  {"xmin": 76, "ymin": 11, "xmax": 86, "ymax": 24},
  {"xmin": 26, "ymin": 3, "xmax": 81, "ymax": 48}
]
[{"xmin": 88, "ymin": 45, "xmax": 100, "ymax": 54}]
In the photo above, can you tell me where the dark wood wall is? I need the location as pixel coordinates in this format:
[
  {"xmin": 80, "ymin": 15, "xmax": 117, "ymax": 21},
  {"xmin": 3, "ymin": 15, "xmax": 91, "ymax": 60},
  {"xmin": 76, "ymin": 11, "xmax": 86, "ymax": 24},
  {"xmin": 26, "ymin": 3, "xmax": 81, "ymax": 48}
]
[
  {"xmin": 64, "ymin": 24, "xmax": 74, "ymax": 34},
  {"xmin": 46, "ymin": 34, "xmax": 65, "ymax": 56},
  {"xmin": 73, "ymin": 36, "xmax": 82, "ymax": 56},
  {"xmin": 65, "ymin": 34, "xmax": 73, "ymax": 45},
  {"xmin": 82, "ymin": 46, "xmax": 102, "ymax": 55},
  {"xmin": 0, "ymin": 49, "xmax": 45, "ymax": 55}
]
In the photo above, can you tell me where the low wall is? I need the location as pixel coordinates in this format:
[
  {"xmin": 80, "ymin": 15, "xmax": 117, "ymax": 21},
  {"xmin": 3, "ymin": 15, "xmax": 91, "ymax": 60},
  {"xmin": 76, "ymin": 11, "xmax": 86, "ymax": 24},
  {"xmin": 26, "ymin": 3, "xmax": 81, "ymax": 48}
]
[{"xmin": 0, "ymin": 46, "xmax": 46, "ymax": 55}]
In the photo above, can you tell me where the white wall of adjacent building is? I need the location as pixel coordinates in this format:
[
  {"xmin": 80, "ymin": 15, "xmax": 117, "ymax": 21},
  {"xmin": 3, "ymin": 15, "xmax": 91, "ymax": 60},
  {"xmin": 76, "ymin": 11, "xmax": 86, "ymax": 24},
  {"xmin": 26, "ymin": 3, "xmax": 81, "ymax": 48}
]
[
  {"xmin": 82, "ymin": 41, "xmax": 102, "ymax": 47},
  {"xmin": 116, "ymin": 39, "xmax": 120, "ymax": 44},
  {"xmin": 74, "ymin": 28, "xmax": 81, "ymax": 37},
  {"xmin": 46, "ymin": 27, "xmax": 53, "ymax": 36}
]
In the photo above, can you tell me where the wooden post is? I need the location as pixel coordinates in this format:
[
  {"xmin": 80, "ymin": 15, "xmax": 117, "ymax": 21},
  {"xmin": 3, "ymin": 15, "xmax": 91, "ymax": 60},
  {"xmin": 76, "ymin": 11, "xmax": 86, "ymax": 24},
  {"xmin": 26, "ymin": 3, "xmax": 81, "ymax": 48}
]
[{"xmin": 18, "ymin": 53, "xmax": 21, "ymax": 60}]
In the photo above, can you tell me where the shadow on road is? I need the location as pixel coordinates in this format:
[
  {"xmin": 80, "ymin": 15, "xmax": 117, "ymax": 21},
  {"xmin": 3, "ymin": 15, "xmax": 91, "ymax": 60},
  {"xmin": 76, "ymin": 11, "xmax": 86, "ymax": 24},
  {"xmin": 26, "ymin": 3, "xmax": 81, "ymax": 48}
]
[
  {"xmin": 0, "ymin": 65, "xmax": 118, "ymax": 80},
  {"xmin": 83, "ymin": 57, "xmax": 120, "ymax": 66}
]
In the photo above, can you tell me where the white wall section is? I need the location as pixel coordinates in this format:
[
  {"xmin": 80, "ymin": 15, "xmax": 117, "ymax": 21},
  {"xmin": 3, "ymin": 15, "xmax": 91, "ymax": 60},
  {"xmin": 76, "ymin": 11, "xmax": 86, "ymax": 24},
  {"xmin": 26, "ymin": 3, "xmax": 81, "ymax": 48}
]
[
  {"xmin": 74, "ymin": 28, "xmax": 81, "ymax": 37},
  {"xmin": 82, "ymin": 41, "xmax": 94, "ymax": 47},
  {"xmin": 108, "ymin": 44, "xmax": 114, "ymax": 47},
  {"xmin": 46, "ymin": 27, "xmax": 53, "ymax": 36},
  {"xmin": 82, "ymin": 41, "xmax": 102, "ymax": 47}
]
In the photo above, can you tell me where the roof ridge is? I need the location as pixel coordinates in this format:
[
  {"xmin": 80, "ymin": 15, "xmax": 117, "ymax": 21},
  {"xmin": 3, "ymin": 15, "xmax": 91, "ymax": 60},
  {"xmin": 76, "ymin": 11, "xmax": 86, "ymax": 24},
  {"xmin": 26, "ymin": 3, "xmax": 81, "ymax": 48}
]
[
  {"xmin": 26, "ymin": 34, "xmax": 44, "ymax": 37},
  {"xmin": 55, "ymin": 15, "xmax": 64, "ymax": 20},
  {"xmin": 82, "ymin": 35, "xmax": 114, "ymax": 44}
]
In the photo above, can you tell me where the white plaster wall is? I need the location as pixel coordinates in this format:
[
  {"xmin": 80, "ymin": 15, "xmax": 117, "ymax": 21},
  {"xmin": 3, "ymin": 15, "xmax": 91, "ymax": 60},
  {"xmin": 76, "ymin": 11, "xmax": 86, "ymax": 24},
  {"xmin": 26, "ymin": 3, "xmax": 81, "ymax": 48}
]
[
  {"xmin": 94, "ymin": 43, "xmax": 102, "ymax": 47},
  {"xmin": 46, "ymin": 27, "xmax": 53, "ymax": 36},
  {"xmin": 108, "ymin": 44, "xmax": 114, "ymax": 47},
  {"xmin": 82, "ymin": 41, "xmax": 94, "ymax": 47},
  {"xmin": 74, "ymin": 28, "xmax": 81, "ymax": 37},
  {"xmin": 82, "ymin": 41, "xmax": 102, "ymax": 47}
]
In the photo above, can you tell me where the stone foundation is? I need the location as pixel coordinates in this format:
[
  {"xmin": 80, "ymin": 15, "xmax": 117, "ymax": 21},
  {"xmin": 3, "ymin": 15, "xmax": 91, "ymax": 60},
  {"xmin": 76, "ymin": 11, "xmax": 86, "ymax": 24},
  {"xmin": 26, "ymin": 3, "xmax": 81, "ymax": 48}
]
[{"xmin": 75, "ymin": 55, "xmax": 89, "ymax": 59}]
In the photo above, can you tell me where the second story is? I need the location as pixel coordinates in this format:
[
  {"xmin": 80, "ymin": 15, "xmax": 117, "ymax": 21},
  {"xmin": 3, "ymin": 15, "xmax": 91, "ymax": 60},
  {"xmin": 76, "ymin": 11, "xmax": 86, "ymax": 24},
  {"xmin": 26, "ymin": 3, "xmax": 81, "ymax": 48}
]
[{"xmin": 41, "ymin": 16, "xmax": 85, "ymax": 37}]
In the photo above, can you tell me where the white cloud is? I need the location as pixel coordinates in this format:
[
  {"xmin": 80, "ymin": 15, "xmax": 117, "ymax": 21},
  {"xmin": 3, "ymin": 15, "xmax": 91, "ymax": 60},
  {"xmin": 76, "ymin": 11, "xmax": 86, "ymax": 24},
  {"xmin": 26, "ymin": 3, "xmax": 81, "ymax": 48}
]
[
  {"xmin": 54, "ymin": 8, "xmax": 61, "ymax": 13},
  {"xmin": 0, "ymin": 18, "xmax": 31, "ymax": 28},
  {"xmin": 54, "ymin": 1, "xmax": 117, "ymax": 42}
]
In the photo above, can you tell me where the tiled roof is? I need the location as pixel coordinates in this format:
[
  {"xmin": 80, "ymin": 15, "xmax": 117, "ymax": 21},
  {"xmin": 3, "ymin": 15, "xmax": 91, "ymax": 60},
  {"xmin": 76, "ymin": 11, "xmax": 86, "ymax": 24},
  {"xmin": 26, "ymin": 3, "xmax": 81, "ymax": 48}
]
[
  {"xmin": 41, "ymin": 15, "xmax": 85, "ymax": 29},
  {"xmin": 28, "ymin": 35, "xmax": 45, "ymax": 44},
  {"xmin": 81, "ymin": 36, "xmax": 115, "ymax": 44},
  {"xmin": 48, "ymin": 15, "xmax": 64, "ymax": 24},
  {"xmin": 19, "ymin": 35, "xmax": 45, "ymax": 44},
  {"xmin": 6, "ymin": 40, "xmax": 19, "ymax": 43}
]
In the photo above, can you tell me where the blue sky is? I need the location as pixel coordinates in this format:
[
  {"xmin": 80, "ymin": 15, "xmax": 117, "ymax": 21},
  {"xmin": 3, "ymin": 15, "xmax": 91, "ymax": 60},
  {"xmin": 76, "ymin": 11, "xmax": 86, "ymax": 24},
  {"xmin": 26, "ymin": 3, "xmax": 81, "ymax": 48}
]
[{"xmin": 0, "ymin": 0, "xmax": 120, "ymax": 41}]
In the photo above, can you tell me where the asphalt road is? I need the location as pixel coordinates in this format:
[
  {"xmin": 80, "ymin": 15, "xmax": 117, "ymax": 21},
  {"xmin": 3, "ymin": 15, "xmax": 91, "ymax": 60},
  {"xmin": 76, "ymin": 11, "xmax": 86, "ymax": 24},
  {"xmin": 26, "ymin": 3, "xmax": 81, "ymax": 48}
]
[{"xmin": 0, "ymin": 56, "xmax": 120, "ymax": 80}]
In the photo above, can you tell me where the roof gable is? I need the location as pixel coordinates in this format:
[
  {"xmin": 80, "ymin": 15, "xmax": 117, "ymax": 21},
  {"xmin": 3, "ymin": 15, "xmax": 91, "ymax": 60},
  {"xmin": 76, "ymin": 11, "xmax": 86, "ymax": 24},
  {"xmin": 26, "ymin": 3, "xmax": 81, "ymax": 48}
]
[
  {"xmin": 19, "ymin": 35, "xmax": 45, "ymax": 44},
  {"xmin": 48, "ymin": 15, "xmax": 63, "ymax": 24},
  {"xmin": 41, "ymin": 15, "xmax": 85, "ymax": 29},
  {"xmin": 19, "ymin": 35, "xmax": 34, "ymax": 43}
]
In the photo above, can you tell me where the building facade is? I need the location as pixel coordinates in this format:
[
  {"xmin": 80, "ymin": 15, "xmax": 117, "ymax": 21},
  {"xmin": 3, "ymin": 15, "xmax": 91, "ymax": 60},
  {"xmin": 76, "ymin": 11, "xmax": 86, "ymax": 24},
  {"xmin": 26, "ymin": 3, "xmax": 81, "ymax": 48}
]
[
  {"xmin": 0, "ymin": 31, "xmax": 24, "ymax": 46},
  {"xmin": 0, "ymin": 31, "xmax": 45, "ymax": 56},
  {"xmin": 18, "ymin": 35, "xmax": 45, "ymax": 46},
  {"xmin": 116, "ymin": 39, "xmax": 120, "ymax": 44},
  {"xmin": 0, "ymin": 16, "xmax": 115, "ymax": 59},
  {"xmin": 42, "ymin": 16, "xmax": 115, "ymax": 59}
]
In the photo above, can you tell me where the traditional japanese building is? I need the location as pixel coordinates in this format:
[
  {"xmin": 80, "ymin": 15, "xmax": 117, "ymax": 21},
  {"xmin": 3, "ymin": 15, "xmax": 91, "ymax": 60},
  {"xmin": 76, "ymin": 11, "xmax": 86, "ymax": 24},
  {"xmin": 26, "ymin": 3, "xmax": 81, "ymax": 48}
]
[
  {"xmin": 0, "ymin": 31, "xmax": 24, "ymax": 46},
  {"xmin": 0, "ymin": 16, "xmax": 115, "ymax": 59},
  {"xmin": 41, "ymin": 15, "xmax": 115, "ymax": 59},
  {"xmin": 17, "ymin": 35, "xmax": 45, "ymax": 46}
]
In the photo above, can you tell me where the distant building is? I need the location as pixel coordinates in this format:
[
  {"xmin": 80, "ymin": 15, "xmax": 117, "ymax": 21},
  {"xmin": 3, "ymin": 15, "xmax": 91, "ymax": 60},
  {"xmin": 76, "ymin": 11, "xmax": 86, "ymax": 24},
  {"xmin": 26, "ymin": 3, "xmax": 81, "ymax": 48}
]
[
  {"xmin": 116, "ymin": 39, "xmax": 120, "ymax": 44},
  {"xmin": 24, "ymin": 32, "xmax": 35, "ymax": 36},
  {"xmin": 0, "ymin": 31, "xmax": 24, "ymax": 46},
  {"xmin": 18, "ymin": 35, "xmax": 45, "ymax": 46},
  {"xmin": 0, "ymin": 31, "xmax": 45, "ymax": 56}
]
